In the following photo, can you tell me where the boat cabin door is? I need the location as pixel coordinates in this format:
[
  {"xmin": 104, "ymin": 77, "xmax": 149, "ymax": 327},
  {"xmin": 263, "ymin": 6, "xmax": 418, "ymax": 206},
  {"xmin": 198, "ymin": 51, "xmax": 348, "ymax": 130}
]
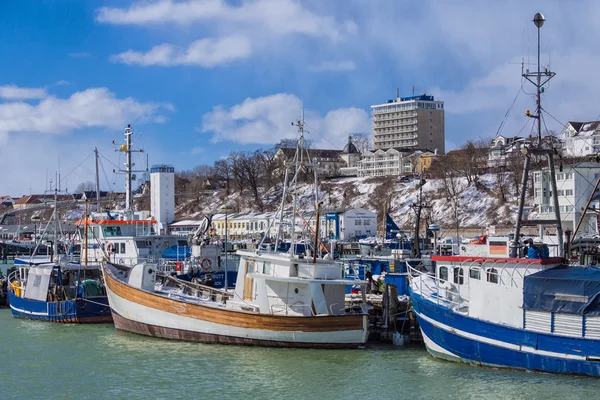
[{"xmin": 243, "ymin": 260, "xmax": 255, "ymax": 301}]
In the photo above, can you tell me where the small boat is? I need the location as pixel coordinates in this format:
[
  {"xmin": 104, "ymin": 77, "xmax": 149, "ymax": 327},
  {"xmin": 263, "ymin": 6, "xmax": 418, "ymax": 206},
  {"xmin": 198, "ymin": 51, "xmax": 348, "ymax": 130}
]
[
  {"xmin": 102, "ymin": 112, "xmax": 369, "ymax": 348},
  {"xmin": 8, "ymin": 263, "xmax": 112, "ymax": 323},
  {"xmin": 7, "ymin": 189, "xmax": 111, "ymax": 323}
]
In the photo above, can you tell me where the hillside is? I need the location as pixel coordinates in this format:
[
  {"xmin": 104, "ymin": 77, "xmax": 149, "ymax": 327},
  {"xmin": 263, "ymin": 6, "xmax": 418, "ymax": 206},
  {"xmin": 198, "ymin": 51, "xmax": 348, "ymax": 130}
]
[{"xmin": 174, "ymin": 173, "xmax": 530, "ymax": 231}]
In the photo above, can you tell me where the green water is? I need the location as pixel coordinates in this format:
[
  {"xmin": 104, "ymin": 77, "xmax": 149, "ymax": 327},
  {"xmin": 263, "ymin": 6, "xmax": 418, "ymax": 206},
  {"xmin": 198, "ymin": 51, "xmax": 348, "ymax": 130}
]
[
  {"xmin": 2, "ymin": 257, "xmax": 600, "ymax": 400},
  {"xmin": 2, "ymin": 311, "xmax": 600, "ymax": 400}
]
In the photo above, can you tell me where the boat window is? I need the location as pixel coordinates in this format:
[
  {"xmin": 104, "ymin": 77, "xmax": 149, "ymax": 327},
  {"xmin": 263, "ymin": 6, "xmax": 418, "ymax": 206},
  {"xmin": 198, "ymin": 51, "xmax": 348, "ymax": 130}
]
[
  {"xmin": 469, "ymin": 267, "xmax": 481, "ymax": 280},
  {"xmin": 120, "ymin": 243, "xmax": 125, "ymax": 254},
  {"xmin": 439, "ymin": 266, "xmax": 448, "ymax": 282},
  {"xmin": 263, "ymin": 261, "xmax": 272, "ymax": 274},
  {"xmin": 486, "ymin": 268, "xmax": 499, "ymax": 284},
  {"xmin": 453, "ymin": 267, "xmax": 464, "ymax": 285},
  {"xmin": 103, "ymin": 226, "xmax": 122, "ymax": 237},
  {"xmin": 136, "ymin": 240, "xmax": 150, "ymax": 249},
  {"xmin": 246, "ymin": 260, "xmax": 256, "ymax": 273},
  {"xmin": 113, "ymin": 243, "xmax": 119, "ymax": 254}
]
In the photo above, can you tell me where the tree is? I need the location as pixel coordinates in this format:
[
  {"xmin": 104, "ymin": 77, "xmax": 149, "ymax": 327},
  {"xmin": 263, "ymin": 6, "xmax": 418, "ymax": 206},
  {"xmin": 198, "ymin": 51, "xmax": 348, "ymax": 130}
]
[
  {"xmin": 213, "ymin": 159, "xmax": 232, "ymax": 195},
  {"xmin": 237, "ymin": 150, "xmax": 266, "ymax": 211},
  {"xmin": 75, "ymin": 181, "xmax": 95, "ymax": 194},
  {"xmin": 456, "ymin": 140, "xmax": 489, "ymax": 185},
  {"xmin": 350, "ymin": 132, "xmax": 373, "ymax": 153}
]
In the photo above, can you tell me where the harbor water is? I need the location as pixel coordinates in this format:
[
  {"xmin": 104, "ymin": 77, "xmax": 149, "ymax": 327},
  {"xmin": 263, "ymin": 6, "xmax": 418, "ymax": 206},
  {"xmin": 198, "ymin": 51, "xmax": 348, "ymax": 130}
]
[{"xmin": 2, "ymin": 261, "xmax": 600, "ymax": 400}]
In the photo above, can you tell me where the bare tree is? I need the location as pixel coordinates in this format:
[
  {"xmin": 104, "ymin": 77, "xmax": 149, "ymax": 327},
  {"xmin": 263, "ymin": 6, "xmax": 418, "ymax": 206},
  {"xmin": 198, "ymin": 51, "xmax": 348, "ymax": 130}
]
[
  {"xmin": 74, "ymin": 181, "xmax": 95, "ymax": 194},
  {"xmin": 237, "ymin": 150, "xmax": 266, "ymax": 211},
  {"xmin": 456, "ymin": 140, "xmax": 489, "ymax": 185},
  {"xmin": 213, "ymin": 159, "xmax": 232, "ymax": 196},
  {"xmin": 350, "ymin": 132, "xmax": 373, "ymax": 153},
  {"xmin": 429, "ymin": 156, "xmax": 465, "ymax": 236}
]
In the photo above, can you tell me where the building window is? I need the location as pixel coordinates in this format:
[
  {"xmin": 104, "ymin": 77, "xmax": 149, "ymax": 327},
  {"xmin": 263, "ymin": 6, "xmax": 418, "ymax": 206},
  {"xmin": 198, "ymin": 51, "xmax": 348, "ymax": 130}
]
[{"xmin": 486, "ymin": 268, "xmax": 499, "ymax": 284}]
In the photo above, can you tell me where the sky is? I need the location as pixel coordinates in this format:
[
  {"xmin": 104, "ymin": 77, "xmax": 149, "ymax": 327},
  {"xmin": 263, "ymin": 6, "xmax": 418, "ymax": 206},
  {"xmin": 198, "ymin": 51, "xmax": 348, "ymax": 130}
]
[{"xmin": 1, "ymin": 0, "xmax": 600, "ymax": 196}]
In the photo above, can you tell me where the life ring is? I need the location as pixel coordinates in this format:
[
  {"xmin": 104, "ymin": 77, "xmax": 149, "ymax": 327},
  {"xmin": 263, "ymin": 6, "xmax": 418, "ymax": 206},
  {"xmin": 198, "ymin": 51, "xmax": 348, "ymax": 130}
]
[
  {"xmin": 201, "ymin": 258, "xmax": 211, "ymax": 271},
  {"xmin": 107, "ymin": 243, "xmax": 114, "ymax": 256}
]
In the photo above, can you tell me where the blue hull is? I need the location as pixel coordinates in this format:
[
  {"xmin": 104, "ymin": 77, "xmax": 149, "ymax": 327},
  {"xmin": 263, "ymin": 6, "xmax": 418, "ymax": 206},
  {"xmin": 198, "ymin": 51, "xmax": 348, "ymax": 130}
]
[
  {"xmin": 9, "ymin": 292, "xmax": 112, "ymax": 323},
  {"xmin": 410, "ymin": 289, "xmax": 600, "ymax": 376}
]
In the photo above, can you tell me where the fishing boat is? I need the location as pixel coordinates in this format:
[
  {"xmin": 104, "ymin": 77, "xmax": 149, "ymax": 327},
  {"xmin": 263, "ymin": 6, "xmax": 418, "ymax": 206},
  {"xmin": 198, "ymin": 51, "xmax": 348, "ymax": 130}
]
[
  {"xmin": 7, "ymin": 192, "xmax": 112, "ymax": 323},
  {"xmin": 408, "ymin": 13, "xmax": 600, "ymax": 377},
  {"xmin": 102, "ymin": 112, "xmax": 369, "ymax": 348}
]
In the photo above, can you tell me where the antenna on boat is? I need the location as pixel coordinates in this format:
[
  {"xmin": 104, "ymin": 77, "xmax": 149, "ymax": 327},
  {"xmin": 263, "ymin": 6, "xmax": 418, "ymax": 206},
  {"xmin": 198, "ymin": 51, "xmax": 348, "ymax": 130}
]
[
  {"xmin": 510, "ymin": 13, "xmax": 563, "ymax": 258},
  {"xmin": 115, "ymin": 125, "xmax": 145, "ymax": 220},
  {"xmin": 288, "ymin": 110, "xmax": 306, "ymax": 257},
  {"xmin": 94, "ymin": 147, "xmax": 100, "ymax": 213}
]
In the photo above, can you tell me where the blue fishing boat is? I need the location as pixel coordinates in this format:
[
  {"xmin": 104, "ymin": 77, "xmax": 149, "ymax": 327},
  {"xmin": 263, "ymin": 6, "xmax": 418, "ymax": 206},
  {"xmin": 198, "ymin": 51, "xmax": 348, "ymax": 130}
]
[
  {"xmin": 408, "ymin": 12, "xmax": 600, "ymax": 377},
  {"xmin": 7, "ymin": 263, "xmax": 112, "ymax": 323},
  {"xmin": 7, "ymin": 188, "xmax": 111, "ymax": 323}
]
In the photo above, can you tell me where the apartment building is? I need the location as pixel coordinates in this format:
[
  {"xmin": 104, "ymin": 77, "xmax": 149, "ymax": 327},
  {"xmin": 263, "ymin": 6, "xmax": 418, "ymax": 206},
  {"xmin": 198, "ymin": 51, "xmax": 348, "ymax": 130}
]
[
  {"xmin": 371, "ymin": 93, "xmax": 445, "ymax": 153},
  {"xmin": 533, "ymin": 162, "xmax": 600, "ymax": 237}
]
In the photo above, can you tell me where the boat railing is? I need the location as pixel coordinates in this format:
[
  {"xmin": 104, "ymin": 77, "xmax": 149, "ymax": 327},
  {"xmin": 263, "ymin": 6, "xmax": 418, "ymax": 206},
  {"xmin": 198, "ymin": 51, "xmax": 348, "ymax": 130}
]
[
  {"xmin": 453, "ymin": 258, "xmax": 540, "ymax": 289},
  {"xmin": 164, "ymin": 274, "xmax": 233, "ymax": 301},
  {"xmin": 270, "ymin": 301, "xmax": 315, "ymax": 316},
  {"xmin": 408, "ymin": 264, "xmax": 469, "ymax": 312}
]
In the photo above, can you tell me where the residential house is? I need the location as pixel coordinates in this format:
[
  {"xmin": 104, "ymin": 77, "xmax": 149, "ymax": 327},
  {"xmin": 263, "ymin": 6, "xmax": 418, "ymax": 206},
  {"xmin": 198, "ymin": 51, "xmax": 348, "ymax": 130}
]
[
  {"xmin": 488, "ymin": 135, "xmax": 527, "ymax": 167},
  {"xmin": 357, "ymin": 148, "xmax": 415, "ymax": 177},
  {"xmin": 533, "ymin": 162, "xmax": 600, "ymax": 237},
  {"xmin": 560, "ymin": 121, "xmax": 600, "ymax": 157},
  {"xmin": 339, "ymin": 136, "xmax": 362, "ymax": 176},
  {"xmin": 274, "ymin": 147, "xmax": 345, "ymax": 177}
]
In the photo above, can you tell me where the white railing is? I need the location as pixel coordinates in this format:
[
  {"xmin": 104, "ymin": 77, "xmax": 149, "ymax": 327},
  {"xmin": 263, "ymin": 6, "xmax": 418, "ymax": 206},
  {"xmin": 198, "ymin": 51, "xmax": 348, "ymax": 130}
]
[{"xmin": 408, "ymin": 264, "xmax": 469, "ymax": 313}]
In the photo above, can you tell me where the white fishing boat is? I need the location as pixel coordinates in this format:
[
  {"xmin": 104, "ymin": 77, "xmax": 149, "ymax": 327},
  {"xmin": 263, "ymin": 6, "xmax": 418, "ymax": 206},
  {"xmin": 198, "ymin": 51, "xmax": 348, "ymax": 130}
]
[{"xmin": 102, "ymin": 112, "xmax": 369, "ymax": 348}]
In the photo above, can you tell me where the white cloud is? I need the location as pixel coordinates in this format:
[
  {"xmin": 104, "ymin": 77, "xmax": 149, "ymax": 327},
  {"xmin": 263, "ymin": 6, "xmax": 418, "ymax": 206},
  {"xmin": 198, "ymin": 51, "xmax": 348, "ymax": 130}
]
[
  {"xmin": 111, "ymin": 36, "xmax": 251, "ymax": 67},
  {"xmin": 0, "ymin": 87, "xmax": 171, "ymax": 136},
  {"xmin": 0, "ymin": 85, "xmax": 47, "ymax": 100},
  {"xmin": 200, "ymin": 93, "xmax": 370, "ymax": 148},
  {"xmin": 309, "ymin": 61, "xmax": 356, "ymax": 72},
  {"xmin": 96, "ymin": 0, "xmax": 349, "ymax": 41}
]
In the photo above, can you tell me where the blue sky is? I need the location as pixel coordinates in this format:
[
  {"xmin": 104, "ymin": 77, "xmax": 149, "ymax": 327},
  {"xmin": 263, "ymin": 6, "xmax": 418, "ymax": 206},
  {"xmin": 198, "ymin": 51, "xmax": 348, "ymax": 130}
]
[{"xmin": 1, "ymin": 0, "xmax": 599, "ymax": 195}]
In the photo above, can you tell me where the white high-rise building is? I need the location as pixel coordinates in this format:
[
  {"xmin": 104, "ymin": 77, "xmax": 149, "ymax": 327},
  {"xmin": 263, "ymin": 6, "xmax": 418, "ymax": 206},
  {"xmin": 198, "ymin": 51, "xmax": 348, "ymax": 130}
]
[
  {"xmin": 371, "ymin": 93, "xmax": 445, "ymax": 153},
  {"xmin": 150, "ymin": 165, "xmax": 175, "ymax": 233}
]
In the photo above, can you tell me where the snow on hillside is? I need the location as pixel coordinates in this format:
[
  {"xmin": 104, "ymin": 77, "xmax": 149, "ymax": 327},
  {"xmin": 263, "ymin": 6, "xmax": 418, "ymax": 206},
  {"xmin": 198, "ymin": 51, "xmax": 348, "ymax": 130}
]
[{"xmin": 175, "ymin": 173, "xmax": 531, "ymax": 229}]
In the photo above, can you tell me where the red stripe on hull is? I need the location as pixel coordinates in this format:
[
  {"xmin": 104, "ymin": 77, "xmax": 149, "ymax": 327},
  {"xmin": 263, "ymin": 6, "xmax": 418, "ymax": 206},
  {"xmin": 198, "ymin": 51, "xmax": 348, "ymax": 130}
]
[{"xmin": 111, "ymin": 311, "xmax": 363, "ymax": 349}]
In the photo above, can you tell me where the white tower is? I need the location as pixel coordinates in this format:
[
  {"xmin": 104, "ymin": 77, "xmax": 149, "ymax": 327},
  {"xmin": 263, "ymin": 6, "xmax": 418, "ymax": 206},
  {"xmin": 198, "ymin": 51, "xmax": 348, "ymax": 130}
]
[{"xmin": 150, "ymin": 165, "xmax": 175, "ymax": 234}]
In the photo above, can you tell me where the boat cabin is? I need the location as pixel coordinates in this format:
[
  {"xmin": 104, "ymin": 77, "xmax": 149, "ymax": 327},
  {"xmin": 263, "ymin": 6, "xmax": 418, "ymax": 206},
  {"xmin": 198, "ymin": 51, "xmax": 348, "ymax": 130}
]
[
  {"xmin": 76, "ymin": 219, "xmax": 187, "ymax": 266},
  {"xmin": 233, "ymin": 250, "xmax": 363, "ymax": 317}
]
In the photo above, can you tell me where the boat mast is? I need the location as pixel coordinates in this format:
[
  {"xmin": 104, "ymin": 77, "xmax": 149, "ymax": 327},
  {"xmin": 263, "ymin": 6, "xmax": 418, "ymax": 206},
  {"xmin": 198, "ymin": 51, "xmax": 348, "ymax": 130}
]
[
  {"xmin": 289, "ymin": 110, "xmax": 305, "ymax": 256},
  {"xmin": 116, "ymin": 125, "xmax": 145, "ymax": 220},
  {"xmin": 94, "ymin": 147, "xmax": 100, "ymax": 213},
  {"xmin": 53, "ymin": 186, "xmax": 58, "ymax": 264},
  {"xmin": 511, "ymin": 13, "xmax": 563, "ymax": 258}
]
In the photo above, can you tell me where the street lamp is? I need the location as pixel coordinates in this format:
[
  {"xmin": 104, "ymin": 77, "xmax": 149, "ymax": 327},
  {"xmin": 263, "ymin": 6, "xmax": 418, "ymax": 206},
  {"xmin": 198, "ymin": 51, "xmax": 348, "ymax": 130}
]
[{"xmin": 219, "ymin": 204, "xmax": 234, "ymax": 290}]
